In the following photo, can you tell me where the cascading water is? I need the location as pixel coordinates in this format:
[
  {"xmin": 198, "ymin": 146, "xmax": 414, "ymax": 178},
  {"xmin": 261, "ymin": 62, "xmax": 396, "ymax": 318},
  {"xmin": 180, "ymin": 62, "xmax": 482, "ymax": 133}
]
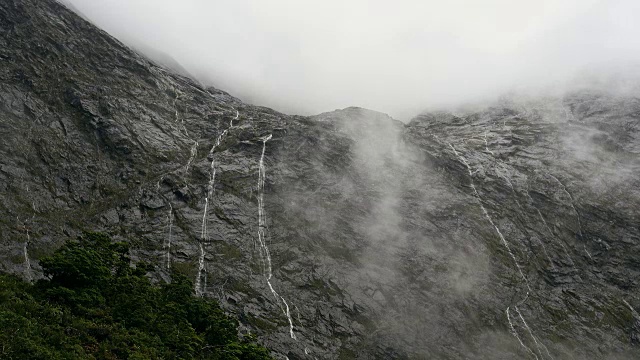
[
  {"xmin": 165, "ymin": 203, "xmax": 173, "ymax": 269},
  {"xmin": 448, "ymin": 143, "xmax": 556, "ymax": 358},
  {"xmin": 155, "ymin": 175, "xmax": 176, "ymax": 270},
  {"xmin": 21, "ymin": 185, "xmax": 34, "ymax": 282},
  {"xmin": 547, "ymin": 173, "xmax": 593, "ymax": 260},
  {"xmin": 184, "ymin": 140, "xmax": 198, "ymax": 174},
  {"xmin": 622, "ymin": 299, "xmax": 639, "ymax": 319},
  {"xmin": 507, "ymin": 307, "xmax": 539, "ymax": 360},
  {"xmin": 173, "ymin": 89, "xmax": 191, "ymax": 138},
  {"xmin": 23, "ymin": 226, "xmax": 32, "ymax": 282},
  {"xmin": 194, "ymin": 110, "xmax": 239, "ymax": 296},
  {"xmin": 256, "ymin": 134, "xmax": 297, "ymax": 340},
  {"xmin": 448, "ymin": 143, "xmax": 531, "ymax": 292},
  {"xmin": 194, "ymin": 241, "xmax": 206, "ymax": 296},
  {"xmin": 483, "ymin": 130, "xmax": 495, "ymax": 156},
  {"xmin": 547, "ymin": 174, "xmax": 583, "ymax": 238},
  {"xmin": 515, "ymin": 306, "xmax": 553, "ymax": 359},
  {"xmin": 155, "ymin": 84, "xmax": 197, "ymax": 270}
]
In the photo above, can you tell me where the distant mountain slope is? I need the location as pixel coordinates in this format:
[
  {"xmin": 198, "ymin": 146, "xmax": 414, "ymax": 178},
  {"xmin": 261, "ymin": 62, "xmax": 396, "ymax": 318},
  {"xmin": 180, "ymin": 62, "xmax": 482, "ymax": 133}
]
[{"xmin": 1, "ymin": 0, "xmax": 639, "ymax": 359}]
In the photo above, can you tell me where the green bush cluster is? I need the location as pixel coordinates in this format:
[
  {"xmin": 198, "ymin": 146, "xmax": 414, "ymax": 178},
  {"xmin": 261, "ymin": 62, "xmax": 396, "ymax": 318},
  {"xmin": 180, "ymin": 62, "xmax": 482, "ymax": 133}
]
[{"xmin": 0, "ymin": 232, "xmax": 273, "ymax": 360}]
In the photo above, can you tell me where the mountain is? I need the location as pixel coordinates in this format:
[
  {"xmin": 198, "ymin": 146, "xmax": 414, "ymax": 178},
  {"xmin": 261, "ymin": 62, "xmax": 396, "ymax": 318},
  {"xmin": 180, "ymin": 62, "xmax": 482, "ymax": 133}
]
[{"xmin": 1, "ymin": 0, "xmax": 640, "ymax": 358}]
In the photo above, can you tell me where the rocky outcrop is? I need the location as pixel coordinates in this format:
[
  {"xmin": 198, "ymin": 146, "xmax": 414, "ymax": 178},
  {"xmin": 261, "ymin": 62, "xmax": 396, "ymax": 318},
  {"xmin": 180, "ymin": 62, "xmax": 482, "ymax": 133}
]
[{"xmin": 1, "ymin": 0, "xmax": 639, "ymax": 358}]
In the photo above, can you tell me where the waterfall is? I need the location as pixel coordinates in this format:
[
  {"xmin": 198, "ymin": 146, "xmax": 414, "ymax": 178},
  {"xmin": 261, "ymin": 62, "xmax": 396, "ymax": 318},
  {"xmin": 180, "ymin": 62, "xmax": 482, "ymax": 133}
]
[
  {"xmin": 483, "ymin": 130, "xmax": 495, "ymax": 156},
  {"xmin": 194, "ymin": 241, "xmax": 206, "ymax": 296},
  {"xmin": 622, "ymin": 299, "xmax": 639, "ymax": 318},
  {"xmin": 183, "ymin": 140, "xmax": 198, "ymax": 174},
  {"xmin": 24, "ymin": 230, "xmax": 32, "ymax": 282},
  {"xmin": 448, "ymin": 143, "xmax": 531, "ymax": 292},
  {"xmin": 256, "ymin": 134, "xmax": 297, "ymax": 340},
  {"xmin": 449, "ymin": 143, "xmax": 556, "ymax": 358},
  {"xmin": 507, "ymin": 307, "xmax": 539, "ymax": 360},
  {"xmin": 547, "ymin": 174, "xmax": 583, "ymax": 239},
  {"xmin": 547, "ymin": 173, "xmax": 592, "ymax": 260},
  {"xmin": 515, "ymin": 306, "xmax": 553, "ymax": 359},
  {"xmin": 173, "ymin": 89, "xmax": 191, "ymax": 138},
  {"xmin": 194, "ymin": 110, "xmax": 238, "ymax": 296},
  {"xmin": 165, "ymin": 203, "xmax": 173, "ymax": 269},
  {"xmin": 16, "ymin": 214, "xmax": 33, "ymax": 282},
  {"xmin": 258, "ymin": 135, "xmax": 274, "ymax": 280}
]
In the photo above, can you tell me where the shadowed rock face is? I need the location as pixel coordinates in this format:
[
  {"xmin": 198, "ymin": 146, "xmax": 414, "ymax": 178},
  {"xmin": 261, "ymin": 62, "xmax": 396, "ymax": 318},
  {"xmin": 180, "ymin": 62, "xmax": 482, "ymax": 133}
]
[{"xmin": 1, "ymin": 0, "xmax": 640, "ymax": 359}]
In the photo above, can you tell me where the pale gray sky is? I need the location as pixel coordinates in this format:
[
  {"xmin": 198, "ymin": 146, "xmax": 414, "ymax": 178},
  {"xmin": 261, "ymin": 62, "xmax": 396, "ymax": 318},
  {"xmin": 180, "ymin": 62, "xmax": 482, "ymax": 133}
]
[{"xmin": 64, "ymin": 0, "xmax": 640, "ymax": 120}]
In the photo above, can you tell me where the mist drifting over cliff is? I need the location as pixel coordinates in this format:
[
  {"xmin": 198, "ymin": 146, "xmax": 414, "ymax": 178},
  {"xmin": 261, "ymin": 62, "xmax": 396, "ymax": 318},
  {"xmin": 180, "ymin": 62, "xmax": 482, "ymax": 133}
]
[{"xmin": 61, "ymin": 0, "xmax": 640, "ymax": 120}]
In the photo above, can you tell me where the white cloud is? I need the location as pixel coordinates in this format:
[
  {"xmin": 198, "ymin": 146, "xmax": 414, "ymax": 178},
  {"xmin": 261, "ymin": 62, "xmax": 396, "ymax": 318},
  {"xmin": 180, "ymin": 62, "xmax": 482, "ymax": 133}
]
[{"xmin": 64, "ymin": 0, "xmax": 640, "ymax": 120}]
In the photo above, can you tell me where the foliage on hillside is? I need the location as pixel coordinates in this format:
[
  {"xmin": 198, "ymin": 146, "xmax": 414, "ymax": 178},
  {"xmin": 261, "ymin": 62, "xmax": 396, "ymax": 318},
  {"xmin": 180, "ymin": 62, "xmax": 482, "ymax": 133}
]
[{"xmin": 0, "ymin": 232, "xmax": 273, "ymax": 360}]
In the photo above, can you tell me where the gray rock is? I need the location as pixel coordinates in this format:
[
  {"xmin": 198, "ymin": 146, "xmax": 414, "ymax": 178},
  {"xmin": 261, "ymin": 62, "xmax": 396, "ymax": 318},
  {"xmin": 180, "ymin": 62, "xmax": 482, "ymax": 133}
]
[{"xmin": 1, "ymin": 0, "xmax": 639, "ymax": 359}]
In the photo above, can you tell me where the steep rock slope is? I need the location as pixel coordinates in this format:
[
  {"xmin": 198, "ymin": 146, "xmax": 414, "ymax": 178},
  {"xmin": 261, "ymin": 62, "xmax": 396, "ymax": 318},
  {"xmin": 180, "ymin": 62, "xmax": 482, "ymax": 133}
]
[
  {"xmin": 406, "ymin": 92, "xmax": 640, "ymax": 358},
  {"xmin": 1, "ymin": 0, "xmax": 640, "ymax": 359}
]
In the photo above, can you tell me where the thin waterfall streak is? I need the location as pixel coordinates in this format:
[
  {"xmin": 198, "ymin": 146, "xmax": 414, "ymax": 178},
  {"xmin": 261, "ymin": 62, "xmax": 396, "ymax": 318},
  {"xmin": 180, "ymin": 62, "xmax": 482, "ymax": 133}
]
[
  {"xmin": 515, "ymin": 306, "xmax": 552, "ymax": 360},
  {"xmin": 166, "ymin": 203, "xmax": 173, "ymax": 269},
  {"xmin": 195, "ymin": 110, "xmax": 238, "ymax": 296},
  {"xmin": 622, "ymin": 299, "xmax": 639, "ymax": 318},
  {"xmin": 195, "ymin": 242, "xmax": 205, "ymax": 296},
  {"xmin": 257, "ymin": 135, "xmax": 296, "ymax": 340},
  {"xmin": 294, "ymin": 304, "xmax": 304, "ymax": 327},
  {"xmin": 507, "ymin": 307, "xmax": 539, "ymax": 360},
  {"xmin": 231, "ymin": 110, "xmax": 238, "ymax": 127},
  {"xmin": 517, "ymin": 291, "xmax": 531, "ymax": 307},
  {"xmin": 201, "ymin": 198, "xmax": 209, "ymax": 240},
  {"xmin": 173, "ymin": 89, "xmax": 191, "ymax": 138},
  {"xmin": 497, "ymin": 163, "xmax": 524, "ymax": 211},
  {"xmin": 454, "ymin": 142, "xmax": 547, "ymax": 359},
  {"xmin": 449, "ymin": 143, "xmax": 531, "ymax": 293},
  {"xmin": 184, "ymin": 140, "xmax": 198, "ymax": 174},
  {"xmin": 536, "ymin": 208, "xmax": 577, "ymax": 270},
  {"xmin": 173, "ymin": 91, "xmax": 180, "ymax": 123},
  {"xmin": 534, "ymin": 237, "xmax": 555, "ymax": 269},
  {"xmin": 498, "ymin": 167, "xmax": 555, "ymax": 269},
  {"xmin": 196, "ymin": 196, "xmax": 209, "ymax": 295},
  {"xmin": 281, "ymin": 296, "xmax": 297, "ymax": 340},
  {"xmin": 24, "ymin": 229, "xmax": 32, "ymax": 282},
  {"xmin": 548, "ymin": 174, "xmax": 583, "ymax": 237},
  {"xmin": 484, "ymin": 130, "xmax": 495, "ymax": 155}
]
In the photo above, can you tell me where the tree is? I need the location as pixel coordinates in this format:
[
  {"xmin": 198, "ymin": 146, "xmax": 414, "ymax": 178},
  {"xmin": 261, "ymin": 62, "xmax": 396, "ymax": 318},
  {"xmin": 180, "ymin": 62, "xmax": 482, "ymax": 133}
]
[{"xmin": 0, "ymin": 232, "xmax": 273, "ymax": 359}]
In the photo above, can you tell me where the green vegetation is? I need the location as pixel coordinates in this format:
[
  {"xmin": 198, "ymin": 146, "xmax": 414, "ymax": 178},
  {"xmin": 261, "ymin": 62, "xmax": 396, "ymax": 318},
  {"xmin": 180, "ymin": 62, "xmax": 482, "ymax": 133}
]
[{"xmin": 0, "ymin": 232, "xmax": 273, "ymax": 360}]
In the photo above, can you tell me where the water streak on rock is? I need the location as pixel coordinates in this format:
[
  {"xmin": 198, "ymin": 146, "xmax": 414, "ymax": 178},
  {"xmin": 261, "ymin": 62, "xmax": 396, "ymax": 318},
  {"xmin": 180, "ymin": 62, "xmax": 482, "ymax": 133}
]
[
  {"xmin": 257, "ymin": 134, "xmax": 297, "ymax": 340},
  {"xmin": 195, "ymin": 110, "xmax": 238, "ymax": 296}
]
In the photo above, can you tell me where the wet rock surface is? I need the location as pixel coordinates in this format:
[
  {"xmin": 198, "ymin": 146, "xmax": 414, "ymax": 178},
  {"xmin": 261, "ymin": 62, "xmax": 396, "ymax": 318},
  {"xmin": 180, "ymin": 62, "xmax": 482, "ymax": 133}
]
[{"xmin": 1, "ymin": 0, "xmax": 639, "ymax": 358}]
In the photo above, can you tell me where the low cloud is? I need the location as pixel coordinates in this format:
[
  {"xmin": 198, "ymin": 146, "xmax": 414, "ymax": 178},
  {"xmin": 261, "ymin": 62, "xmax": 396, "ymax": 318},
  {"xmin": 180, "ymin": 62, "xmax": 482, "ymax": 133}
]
[{"xmin": 63, "ymin": 0, "xmax": 640, "ymax": 120}]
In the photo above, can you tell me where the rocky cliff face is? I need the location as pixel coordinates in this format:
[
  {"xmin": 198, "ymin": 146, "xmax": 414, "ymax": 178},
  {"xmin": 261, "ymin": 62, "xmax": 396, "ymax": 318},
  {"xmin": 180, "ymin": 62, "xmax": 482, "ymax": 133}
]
[{"xmin": 1, "ymin": 0, "xmax": 639, "ymax": 359}]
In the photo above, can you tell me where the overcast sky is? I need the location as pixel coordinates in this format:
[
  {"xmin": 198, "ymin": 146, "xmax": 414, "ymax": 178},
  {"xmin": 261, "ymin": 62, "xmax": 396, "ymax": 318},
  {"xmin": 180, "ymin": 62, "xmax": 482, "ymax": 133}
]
[{"xmin": 63, "ymin": 0, "xmax": 640, "ymax": 120}]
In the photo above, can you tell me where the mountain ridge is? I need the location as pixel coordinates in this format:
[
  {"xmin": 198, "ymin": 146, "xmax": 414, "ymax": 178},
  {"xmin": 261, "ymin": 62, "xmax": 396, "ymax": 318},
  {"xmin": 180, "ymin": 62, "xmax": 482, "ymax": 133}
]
[{"xmin": 1, "ymin": 0, "xmax": 640, "ymax": 359}]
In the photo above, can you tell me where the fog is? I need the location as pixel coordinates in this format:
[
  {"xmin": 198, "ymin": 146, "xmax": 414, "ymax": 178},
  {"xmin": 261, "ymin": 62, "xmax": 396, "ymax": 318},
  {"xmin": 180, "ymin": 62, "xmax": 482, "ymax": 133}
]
[{"xmin": 61, "ymin": 0, "xmax": 640, "ymax": 120}]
